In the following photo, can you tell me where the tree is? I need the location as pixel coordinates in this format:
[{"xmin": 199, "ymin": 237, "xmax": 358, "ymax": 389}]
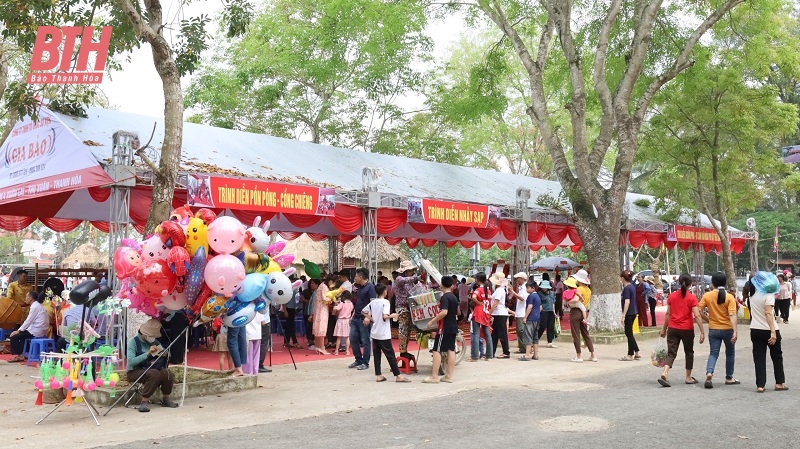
[
  {"xmin": 437, "ymin": 0, "xmax": 751, "ymax": 331},
  {"xmin": 639, "ymin": 1, "xmax": 799, "ymax": 290},
  {"xmin": 187, "ymin": 0, "xmax": 431, "ymax": 151},
  {"xmin": 1, "ymin": 1, "xmax": 253, "ymax": 234}
]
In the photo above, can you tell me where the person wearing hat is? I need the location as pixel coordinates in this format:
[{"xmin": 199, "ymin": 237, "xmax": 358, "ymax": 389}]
[
  {"xmin": 537, "ymin": 280, "xmax": 557, "ymax": 348},
  {"xmin": 392, "ymin": 260, "xmax": 422, "ymax": 360},
  {"xmin": 563, "ymin": 277, "xmax": 596, "ymax": 362},
  {"xmin": 572, "ymin": 269, "xmax": 592, "ymax": 312},
  {"xmin": 126, "ymin": 318, "xmax": 179, "ymax": 412},
  {"xmin": 509, "ymin": 272, "xmax": 529, "ymax": 353},
  {"xmin": 488, "ymin": 271, "xmax": 511, "ymax": 358},
  {"xmin": 747, "ymin": 271, "xmax": 788, "ymax": 393}
]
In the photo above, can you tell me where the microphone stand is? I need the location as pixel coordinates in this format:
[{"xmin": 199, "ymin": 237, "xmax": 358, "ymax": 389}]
[{"xmin": 103, "ymin": 325, "xmax": 189, "ymax": 416}]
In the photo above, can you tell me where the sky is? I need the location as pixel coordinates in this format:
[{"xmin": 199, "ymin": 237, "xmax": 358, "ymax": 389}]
[{"xmin": 101, "ymin": 1, "xmax": 467, "ymax": 116}]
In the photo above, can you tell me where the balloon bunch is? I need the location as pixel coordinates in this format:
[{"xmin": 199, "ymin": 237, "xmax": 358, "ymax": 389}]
[{"xmin": 114, "ymin": 206, "xmax": 301, "ymax": 327}]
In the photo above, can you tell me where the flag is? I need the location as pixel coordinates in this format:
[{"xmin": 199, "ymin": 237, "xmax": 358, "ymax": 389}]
[{"xmin": 774, "ymin": 226, "xmax": 779, "ymax": 253}]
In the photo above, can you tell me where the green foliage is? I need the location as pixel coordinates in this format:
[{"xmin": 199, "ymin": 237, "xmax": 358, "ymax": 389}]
[
  {"xmin": 633, "ymin": 199, "xmax": 651, "ymax": 208},
  {"xmin": 535, "ymin": 191, "xmax": 569, "ymax": 212},
  {"xmin": 732, "ymin": 211, "xmax": 800, "ymax": 263},
  {"xmin": 187, "ymin": 0, "xmax": 431, "ymax": 149}
]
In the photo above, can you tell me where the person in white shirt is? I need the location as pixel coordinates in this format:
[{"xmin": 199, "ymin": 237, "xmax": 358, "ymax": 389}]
[
  {"xmin": 748, "ymin": 272, "xmax": 788, "ymax": 393},
  {"xmin": 508, "ymin": 272, "xmax": 528, "ymax": 353},
  {"xmin": 241, "ymin": 313, "xmax": 267, "ymax": 375},
  {"xmin": 8, "ymin": 292, "xmax": 49, "ymax": 362},
  {"xmin": 489, "ymin": 271, "xmax": 511, "ymax": 358},
  {"xmin": 363, "ymin": 284, "xmax": 410, "ymax": 383}
]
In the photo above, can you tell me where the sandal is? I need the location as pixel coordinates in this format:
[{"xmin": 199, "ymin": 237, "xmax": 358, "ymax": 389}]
[
  {"xmin": 396, "ymin": 377, "xmax": 412, "ymax": 383},
  {"xmin": 618, "ymin": 356, "xmax": 634, "ymax": 361},
  {"xmin": 518, "ymin": 356, "xmax": 531, "ymax": 361},
  {"xmin": 634, "ymin": 355, "xmax": 642, "ymax": 360},
  {"xmin": 685, "ymin": 377, "xmax": 698, "ymax": 384},
  {"xmin": 756, "ymin": 387, "xmax": 765, "ymax": 393},
  {"xmin": 440, "ymin": 377, "xmax": 453, "ymax": 383},
  {"xmin": 421, "ymin": 377, "xmax": 439, "ymax": 384},
  {"xmin": 497, "ymin": 355, "xmax": 510, "ymax": 359},
  {"xmin": 376, "ymin": 376, "xmax": 387, "ymax": 382},
  {"xmin": 658, "ymin": 375, "xmax": 671, "ymax": 387},
  {"xmin": 775, "ymin": 385, "xmax": 789, "ymax": 391},
  {"xmin": 725, "ymin": 379, "xmax": 741, "ymax": 385}
]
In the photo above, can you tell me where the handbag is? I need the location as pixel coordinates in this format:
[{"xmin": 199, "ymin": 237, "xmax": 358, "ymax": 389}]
[{"xmin": 554, "ymin": 316, "xmax": 562, "ymax": 338}]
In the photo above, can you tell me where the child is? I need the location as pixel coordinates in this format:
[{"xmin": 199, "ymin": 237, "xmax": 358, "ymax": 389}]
[
  {"xmin": 363, "ymin": 284, "xmax": 411, "ymax": 383},
  {"xmin": 563, "ymin": 277, "xmax": 587, "ymax": 326},
  {"xmin": 212, "ymin": 318, "xmax": 234, "ymax": 371},
  {"xmin": 332, "ymin": 291, "xmax": 354, "ymax": 356},
  {"xmin": 242, "ymin": 312, "xmax": 268, "ymax": 375}
]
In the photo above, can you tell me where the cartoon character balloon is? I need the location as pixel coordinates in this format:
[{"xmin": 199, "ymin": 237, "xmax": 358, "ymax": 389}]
[
  {"xmin": 223, "ymin": 301, "xmax": 256, "ymax": 327},
  {"xmin": 114, "ymin": 246, "xmax": 141, "ymax": 279},
  {"xmin": 184, "ymin": 247, "xmax": 208, "ymax": 303},
  {"xmin": 169, "ymin": 205, "xmax": 193, "ymax": 233},
  {"xmin": 185, "ymin": 217, "xmax": 209, "ymax": 258},
  {"xmin": 236, "ymin": 273, "xmax": 268, "ymax": 303},
  {"xmin": 141, "ymin": 235, "xmax": 168, "ymax": 260},
  {"xmin": 207, "ymin": 216, "xmax": 246, "ymax": 255},
  {"xmin": 243, "ymin": 216, "xmax": 270, "ymax": 254},
  {"xmin": 134, "ymin": 259, "xmax": 178, "ymax": 299},
  {"xmin": 204, "ymin": 254, "xmax": 246, "ymax": 297},
  {"xmin": 160, "ymin": 289, "xmax": 188, "ymax": 311},
  {"xmin": 262, "ymin": 268, "xmax": 301, "ymax": 305}
]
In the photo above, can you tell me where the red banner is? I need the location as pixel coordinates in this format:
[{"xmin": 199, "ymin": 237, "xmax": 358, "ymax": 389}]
[
  {"xmin": 187, "ymin": 174, "xmax": 335, "ymax": 216},
  {"xmin": 674, "ymin": 225, "xmax": 725, "ymax": 244},
  {"xmin": 407, "ymin": 197, "xmax": 500, "ymax": 229}
]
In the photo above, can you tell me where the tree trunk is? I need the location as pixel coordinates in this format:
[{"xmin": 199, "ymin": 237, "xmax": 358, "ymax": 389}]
[{"xmin": 572, "ymin": 211, "xmax": 624, "ymax": 333}]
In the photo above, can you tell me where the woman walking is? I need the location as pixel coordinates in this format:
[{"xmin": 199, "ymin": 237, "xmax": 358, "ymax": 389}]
[
  {"xmin": 698, "ymin": 272, "xmax": 739, "ymax": 388},
  {"xmin": 537, "ymin": 280, "xmax": 557, "ymax": 348},
  {"xmin": 310, "ymin": 278, "xmax": 332, "ymax": 355},
  {"xmin": 748, "ymin": 271, "xmax": 788, "ymax": 393},
  {"xmin": 619, "ymin": 270, "xmax": 640, "ymax": 361},
  {"xmin": 489, "ymin": 271, "xmax": 511, "ymax": 359},
  {"xmin": 469, "ymin": 273, "xmax": 494, "ymax": 361},
  {"xmin": 776, "ymin": 274, "xmax": 791, "ymax": 324},
  {"xmin": 658, "ymin": 274, "xmax": 705, "ymax": 387},
  {"xmin": 564, "ymin": 277, "xmax": 596, "ymax": 362}
]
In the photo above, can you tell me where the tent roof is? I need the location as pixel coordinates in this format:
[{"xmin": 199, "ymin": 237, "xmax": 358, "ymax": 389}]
[{"xmin": 54, "ymin": 107, "xmax": 739, "ymax": 232}]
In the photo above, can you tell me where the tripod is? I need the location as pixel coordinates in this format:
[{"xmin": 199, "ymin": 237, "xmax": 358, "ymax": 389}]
[
  {"xmin": 103, "ymin": 325, "xmax": 189, "ymax": 416},
  {"xmin": 272, "ymin": 318, "xmax": 297, "ymax": 370}
]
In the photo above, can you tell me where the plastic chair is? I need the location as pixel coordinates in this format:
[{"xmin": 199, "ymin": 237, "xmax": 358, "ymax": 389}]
[{"xmin": 25, "ymin": 338, "xmax": 56, "ymax": 366}]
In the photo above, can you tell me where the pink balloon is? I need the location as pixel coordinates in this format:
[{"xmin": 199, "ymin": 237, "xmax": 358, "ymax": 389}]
[
  {"xmin": 207, "ymin": 216, "xmax": 246, "ymax": 255},
  {"xmin": 204, "ymin": 254, "xmax": 246, "ymax": 297},
  {"xmin": 34, "ymin": 380, "xmax": 44, "ymax": 389},
  {"xmin": 114, "ymin": 246, "xmax": 142, "ymax": 279},
  {"xmin": 160, "ymin": 289, "xmax": 188, "ymax": 311},
  {"xmin": 141, "ymin": 235, "xmax": 169, "ymax": 260}
]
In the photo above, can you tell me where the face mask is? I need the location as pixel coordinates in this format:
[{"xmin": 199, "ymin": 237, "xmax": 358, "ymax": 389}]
[{"xmin": 143, "ymin": 335, "xmax": 156, "ymax": 343}]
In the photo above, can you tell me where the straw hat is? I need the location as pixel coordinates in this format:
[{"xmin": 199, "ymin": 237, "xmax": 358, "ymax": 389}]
[
  {"xmin": 645, "ymin": 276, "xmax": 655, "ymax": 284},
  {"xmin": 489, "ymin": 271, "xmax": 507, "ymax": 286},
  {"xmin": 398, "ymin": 260, "xmax": 417, "ymax": 272},
  {"xmin": 571, "ymin": 269, "xmax": 591, "ymax": 285},
  {"xmin": 139, "ymin": 318, "xmax": 162, "ymax": 339},
  {"xmin": 563, "ymin": 277, "xmax": 578, "ymax": 289},
  {"xmin": 513, "ymin": 272, "xmax": 527, "ymax": 280}
]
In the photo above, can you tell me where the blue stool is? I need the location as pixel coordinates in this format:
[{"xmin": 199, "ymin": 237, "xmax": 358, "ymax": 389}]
[
  {"xmin": 25, "ymin": 338, "xmax": 56, "ymax": 366},
  {"xmin": 0, "ymin": 329, "xmax": 6, "ymax": 341},
  {"xmin": 295, "ymin": 317, "xmax": 306, "ymax": 335}
]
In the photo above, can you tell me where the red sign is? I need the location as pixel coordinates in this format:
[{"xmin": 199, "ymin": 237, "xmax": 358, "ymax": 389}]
[
  {"xmin": 407, "ymin": 197, "xmax": 500, "ymax": 228},
  {"xmin": 28, "ymin": 26, "xmax": 112, "ymax": 85},
  {"xmin": 187, "ymin": 174, "xmax": 336, "ymax": 216},
  {"xmin": 674, "ymin": 225, "xmax": 726, "ymax": 244}
]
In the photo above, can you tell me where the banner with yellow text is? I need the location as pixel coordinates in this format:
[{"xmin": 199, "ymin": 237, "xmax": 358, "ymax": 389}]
[
  {"xmin": 407, "ymin": 197, "xmax": 500, "ymax": 228},
  {"xmin": 187, "ymin": 174, "xmax": 335, "ymax": 216},
  {"xmin": 672, "ymin": 225, "xmax": 727, "ymax": 244}
]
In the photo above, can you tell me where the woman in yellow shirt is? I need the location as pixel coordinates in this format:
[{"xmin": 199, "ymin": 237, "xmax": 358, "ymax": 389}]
[
  {"xmin": 698, "ymin": 272, "xmax": 739, "ymax": 388},
  {"xmin": 0, "ymin": 270, "xmax": 33, "ymax": 329}
]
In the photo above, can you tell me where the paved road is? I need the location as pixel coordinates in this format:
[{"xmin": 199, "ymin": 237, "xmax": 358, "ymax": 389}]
[{"xmin": 98, "ymin": 335, "xmax": 797, "ymax": 449}]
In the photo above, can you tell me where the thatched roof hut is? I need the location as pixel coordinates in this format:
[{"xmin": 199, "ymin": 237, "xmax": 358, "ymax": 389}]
[
  {"xmin": 342, "ymin": 237, "xmax": 407, "ymax": 262},
  {"xmin": 61, "ymin": 243, "xmax": 108, "ymax": 268},
  {"xmin": 281, "ymin": 234, "xmax": 329, "ymax": 265}
]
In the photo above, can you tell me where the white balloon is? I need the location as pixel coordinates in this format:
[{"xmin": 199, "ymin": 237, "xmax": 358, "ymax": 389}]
[{"xmin": 160, "ymin": 290, "xmax": 188, "ymax": 311}]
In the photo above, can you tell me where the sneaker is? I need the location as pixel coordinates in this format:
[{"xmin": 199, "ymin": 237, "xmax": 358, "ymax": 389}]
[
  {"xmin": 138, "ymin": 401, "xmax": 151, "ymax": 412},
  {"xmin": 571, "ymin": 357, "xmax": 584, "ymax": 363},
  {"xmin": 547, "ymin": 343, "xmax": 557, "ymax": 348},
  {"xmin": 357, "ymin": 364, "xmax": 369, "ymax": 370},
  {"xmin": 348, "ymin": 362, "xmax": 360, "ymax": 369},
  {"xmin": 162, "ymin": 398, "xmax": 178, "ymax": 408},
  {"xmin": 258, "ymin": 367, "xmax": 272, "ymax": 373}
]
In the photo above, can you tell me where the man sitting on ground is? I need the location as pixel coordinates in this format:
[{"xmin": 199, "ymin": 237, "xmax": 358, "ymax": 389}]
[{"xmin": 126, "ymin": 318, "xmax": 179, "ymax": 412}]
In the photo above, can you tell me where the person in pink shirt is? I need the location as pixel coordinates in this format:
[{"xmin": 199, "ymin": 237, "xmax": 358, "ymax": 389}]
[{"xmin": 332, "ymin": 291, "xmax": 354, "ymax": 356}]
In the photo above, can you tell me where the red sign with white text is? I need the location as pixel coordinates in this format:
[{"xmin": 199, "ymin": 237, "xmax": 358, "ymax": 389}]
[
  {"xmin": 674, "ymin": 225, "xmax": 727, "ymax": 244},
  {"xmin": 407, "ymin": 197, "xmax": 500, "ymax": 228},
  {"xmin": 187, "ymin": 174, "xmax": 336, "ymax": 216},
  {"xmin": 28, "ymin": 26, "xmax": 112, "ymax": 85}
]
